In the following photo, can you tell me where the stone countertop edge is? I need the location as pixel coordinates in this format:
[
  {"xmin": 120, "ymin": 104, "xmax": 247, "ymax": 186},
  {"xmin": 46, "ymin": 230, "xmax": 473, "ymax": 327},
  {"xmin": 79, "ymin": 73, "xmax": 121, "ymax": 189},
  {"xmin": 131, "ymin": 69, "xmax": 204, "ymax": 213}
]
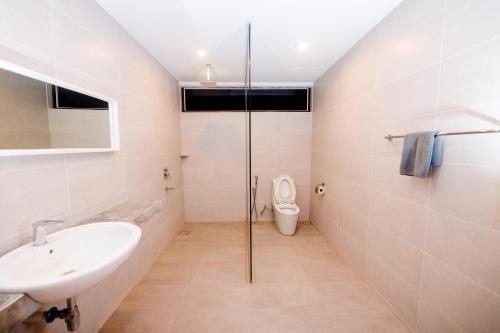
[
  {"xmin": 81, "ymin": 199, "xmax": 163, "ymax": 225},
  {"xmin": 0, "ymin": 293, "xmax": 40, "ymax": 333}
]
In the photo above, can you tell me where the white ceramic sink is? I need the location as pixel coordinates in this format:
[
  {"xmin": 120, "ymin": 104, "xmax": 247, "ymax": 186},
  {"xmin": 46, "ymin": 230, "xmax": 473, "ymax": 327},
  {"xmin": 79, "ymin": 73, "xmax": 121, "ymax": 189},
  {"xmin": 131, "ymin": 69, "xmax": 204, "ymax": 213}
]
[{"xmin": 0, "ymin": 222, "xmax": 141, "ymax": 304}]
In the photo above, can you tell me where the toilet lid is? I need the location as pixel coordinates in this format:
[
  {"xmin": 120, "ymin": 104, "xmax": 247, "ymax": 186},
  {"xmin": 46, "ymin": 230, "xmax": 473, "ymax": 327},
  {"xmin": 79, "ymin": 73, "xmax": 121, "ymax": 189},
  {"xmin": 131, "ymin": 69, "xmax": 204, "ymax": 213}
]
[{"xmin": 273, "ymin": 175, "xmax": 296, "ymax": 203}]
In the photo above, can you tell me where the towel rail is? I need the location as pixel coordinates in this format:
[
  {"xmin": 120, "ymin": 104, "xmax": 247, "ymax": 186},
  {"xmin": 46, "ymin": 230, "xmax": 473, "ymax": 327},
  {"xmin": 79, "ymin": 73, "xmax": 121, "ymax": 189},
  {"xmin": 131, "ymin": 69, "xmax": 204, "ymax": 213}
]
[{"xmin": 384, "ymin": 129, "xmax": 500, "ymax": 141}]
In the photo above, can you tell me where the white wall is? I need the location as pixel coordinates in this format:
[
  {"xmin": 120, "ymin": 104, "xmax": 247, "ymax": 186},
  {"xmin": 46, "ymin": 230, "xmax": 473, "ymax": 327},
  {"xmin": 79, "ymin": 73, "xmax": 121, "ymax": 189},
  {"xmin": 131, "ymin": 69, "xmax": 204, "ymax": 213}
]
[
  {"xmin": 181, "ymin": 111, "xmax": 311, "ymax": 223},
  {"xmin": 0, "ymin": 0, "xmax": 184, "ymax": 332},
  {"xmin": 311, "ymin": 0, "xmax": 500, "ymax": 332}
]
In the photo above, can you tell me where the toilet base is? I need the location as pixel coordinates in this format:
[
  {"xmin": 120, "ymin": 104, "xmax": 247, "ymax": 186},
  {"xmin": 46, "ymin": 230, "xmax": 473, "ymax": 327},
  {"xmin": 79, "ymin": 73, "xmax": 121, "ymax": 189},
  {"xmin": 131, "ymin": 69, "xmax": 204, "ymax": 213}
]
[
  {"xmin": 274, "ymin": 207, "xmax": 299, "ymax": 236},
  {"xmin": 276, "ymin": 219, "xmax": 297, "ymax": 236}
]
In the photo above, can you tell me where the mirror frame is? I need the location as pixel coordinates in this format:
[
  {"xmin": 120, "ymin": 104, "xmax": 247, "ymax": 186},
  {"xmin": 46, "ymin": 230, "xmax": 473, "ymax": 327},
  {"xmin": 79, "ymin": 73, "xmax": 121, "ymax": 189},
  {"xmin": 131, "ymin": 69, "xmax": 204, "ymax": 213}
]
[{"xmin": 0, "ymin": 59, "xmax": 120, "ymax": 156}]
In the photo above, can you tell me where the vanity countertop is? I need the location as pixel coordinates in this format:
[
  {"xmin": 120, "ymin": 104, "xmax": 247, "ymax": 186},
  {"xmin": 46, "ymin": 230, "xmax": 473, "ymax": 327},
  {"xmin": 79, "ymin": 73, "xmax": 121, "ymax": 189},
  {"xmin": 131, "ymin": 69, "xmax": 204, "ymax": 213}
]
[
  {"xmin": 0, "ymin": 293, "xmax": 40, "ymax": 333},
  {"xmin": 82, "ymin": 199, "xmax": 162, "ymax": 224}
]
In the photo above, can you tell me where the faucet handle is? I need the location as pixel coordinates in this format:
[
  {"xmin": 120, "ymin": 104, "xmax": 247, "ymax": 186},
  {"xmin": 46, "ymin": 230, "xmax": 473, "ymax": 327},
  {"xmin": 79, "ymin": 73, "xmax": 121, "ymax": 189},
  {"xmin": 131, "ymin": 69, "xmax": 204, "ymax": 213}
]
[
  {"xmin": 32, "ymin": 219, "xmax": 65, "ymax": 233},
  {"xmin": 32, "ymin": 219, "xmax": 65, "ymax": 246},
  {"xmin": 34, "ymin": 219, "xmax": 65, "ymax": 226}
]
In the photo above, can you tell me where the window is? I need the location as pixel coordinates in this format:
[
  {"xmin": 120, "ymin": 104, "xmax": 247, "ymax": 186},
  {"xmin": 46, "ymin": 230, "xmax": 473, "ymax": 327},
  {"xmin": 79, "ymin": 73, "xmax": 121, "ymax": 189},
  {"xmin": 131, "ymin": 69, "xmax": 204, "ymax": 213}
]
[{"xmin": 182, "ymin": 88, "xmax": 310, "ymax": 112}]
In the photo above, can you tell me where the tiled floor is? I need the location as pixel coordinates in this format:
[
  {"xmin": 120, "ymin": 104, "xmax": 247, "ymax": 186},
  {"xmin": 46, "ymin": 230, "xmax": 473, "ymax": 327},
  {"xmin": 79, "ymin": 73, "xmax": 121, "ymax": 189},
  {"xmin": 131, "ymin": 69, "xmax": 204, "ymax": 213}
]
[{"xmin": 100, "ymin": 222, "xmax": 410, "ymax": 333}]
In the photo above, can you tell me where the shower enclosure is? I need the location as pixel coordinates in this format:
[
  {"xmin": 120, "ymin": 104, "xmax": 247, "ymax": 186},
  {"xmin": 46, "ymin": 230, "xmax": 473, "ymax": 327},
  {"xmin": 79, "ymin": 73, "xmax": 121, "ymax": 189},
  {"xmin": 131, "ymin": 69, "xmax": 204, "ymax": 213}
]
[
  {"xmin": 179, "ymin": 22, "xmax": 313, "ymax": 283},
  {"xmin": 179, "ymin": 23, "xmax": 254, "ymax": 282}
]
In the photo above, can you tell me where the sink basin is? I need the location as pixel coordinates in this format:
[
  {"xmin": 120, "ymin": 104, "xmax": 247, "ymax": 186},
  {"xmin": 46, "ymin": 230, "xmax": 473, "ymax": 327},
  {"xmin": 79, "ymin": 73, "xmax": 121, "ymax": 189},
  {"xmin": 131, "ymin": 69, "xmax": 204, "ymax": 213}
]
[{"xmin": 0, "ymin": 222, "xmax": 141, "ymax": 303}]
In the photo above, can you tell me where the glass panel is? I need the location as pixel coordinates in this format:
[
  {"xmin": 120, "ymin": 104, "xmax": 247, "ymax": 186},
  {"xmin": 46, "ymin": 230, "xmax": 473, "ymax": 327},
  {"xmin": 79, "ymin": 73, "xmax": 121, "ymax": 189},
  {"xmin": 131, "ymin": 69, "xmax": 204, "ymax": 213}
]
[
  {"xmin": 245, "ymin": 23, "xmax": 253, "ymax": 283},
  {"xmin": 178, "ymin": 23, "xmax": 253, "ymax": 283},
  {"xmin": 249, "ymin": 21, "xmax": 313, "ymax": 284}
]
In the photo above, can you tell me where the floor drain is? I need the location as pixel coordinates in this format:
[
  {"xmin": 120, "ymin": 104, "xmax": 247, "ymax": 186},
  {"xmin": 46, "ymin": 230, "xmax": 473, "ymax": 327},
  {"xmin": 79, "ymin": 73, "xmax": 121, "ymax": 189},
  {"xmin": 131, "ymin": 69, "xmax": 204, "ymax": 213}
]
[{"xmin": 178, "ymin": 230, "xmax": 191, "ymax": 236}]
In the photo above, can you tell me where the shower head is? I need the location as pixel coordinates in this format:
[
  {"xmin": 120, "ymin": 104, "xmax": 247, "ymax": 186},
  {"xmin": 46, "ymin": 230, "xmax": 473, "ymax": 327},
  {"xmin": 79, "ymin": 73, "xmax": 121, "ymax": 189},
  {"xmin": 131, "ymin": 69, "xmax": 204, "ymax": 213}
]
[{"xmin": 200, "ymin": 64, "xmax": 216, "ymax": 87}]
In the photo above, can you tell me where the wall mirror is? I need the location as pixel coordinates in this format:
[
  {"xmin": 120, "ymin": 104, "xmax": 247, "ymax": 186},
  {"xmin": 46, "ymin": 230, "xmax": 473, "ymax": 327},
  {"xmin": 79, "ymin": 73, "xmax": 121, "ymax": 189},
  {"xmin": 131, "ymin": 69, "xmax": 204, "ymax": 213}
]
[{"xmin": 0, "ymin": 60, "xmax": 119, "ymax": 156}]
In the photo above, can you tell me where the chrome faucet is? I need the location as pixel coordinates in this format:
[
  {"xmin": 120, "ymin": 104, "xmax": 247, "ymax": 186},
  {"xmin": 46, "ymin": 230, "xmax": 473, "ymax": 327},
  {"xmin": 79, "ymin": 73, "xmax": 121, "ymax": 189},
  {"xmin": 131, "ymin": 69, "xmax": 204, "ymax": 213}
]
[{"xmin": 32, "ymin": 220, "xmax": 65, "ymax": 246}]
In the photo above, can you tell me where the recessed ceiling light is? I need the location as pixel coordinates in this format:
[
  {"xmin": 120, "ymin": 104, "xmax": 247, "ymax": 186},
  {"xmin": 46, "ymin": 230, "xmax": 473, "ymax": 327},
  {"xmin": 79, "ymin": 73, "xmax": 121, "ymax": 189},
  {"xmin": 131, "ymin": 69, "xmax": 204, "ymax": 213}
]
[
  {"xmin": 196, "ymin": 50, "xmax": 207, "ymax": 57},
  {"xmin": 296, "ymin": 42, "xmax": 309, "ymax": 51}
]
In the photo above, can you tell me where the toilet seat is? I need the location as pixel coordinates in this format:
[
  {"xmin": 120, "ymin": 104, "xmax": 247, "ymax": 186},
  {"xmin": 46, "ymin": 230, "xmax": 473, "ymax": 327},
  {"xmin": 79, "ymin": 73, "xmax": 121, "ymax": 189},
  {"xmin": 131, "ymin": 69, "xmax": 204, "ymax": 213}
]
[
  {"xmin": 273, "ymin": 175, "xmax": 296, "ymax": 204},
  {"xmin": 274, "ymin": 202, "xmax": 299, "ymax": 213}
]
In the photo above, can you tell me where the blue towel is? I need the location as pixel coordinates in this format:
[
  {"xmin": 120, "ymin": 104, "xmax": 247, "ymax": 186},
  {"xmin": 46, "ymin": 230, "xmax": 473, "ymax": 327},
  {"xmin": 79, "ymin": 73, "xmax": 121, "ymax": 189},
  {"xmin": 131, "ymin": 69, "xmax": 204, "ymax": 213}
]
[{"xmin": 400, "ymin": 131, "xmax": 442, "ymax": 178}]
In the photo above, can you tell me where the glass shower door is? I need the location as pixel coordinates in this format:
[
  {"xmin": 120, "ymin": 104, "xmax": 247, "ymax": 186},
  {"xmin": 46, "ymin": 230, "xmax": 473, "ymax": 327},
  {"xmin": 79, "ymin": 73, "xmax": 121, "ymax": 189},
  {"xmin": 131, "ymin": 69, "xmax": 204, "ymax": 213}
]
[
  {"xmin": 244, "ymin": 23, "xmax": 253, "ymax": 283},
  {"xmin": 178, "ymin": 23, "xmax": 253, "ymax": 283}
]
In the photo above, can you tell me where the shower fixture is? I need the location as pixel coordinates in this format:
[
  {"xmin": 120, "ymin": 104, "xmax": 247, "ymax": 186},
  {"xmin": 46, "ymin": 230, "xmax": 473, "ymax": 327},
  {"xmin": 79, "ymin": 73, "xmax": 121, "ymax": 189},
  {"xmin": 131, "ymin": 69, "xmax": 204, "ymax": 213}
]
[
  {"xmin": 251, "ymin": 176, "xmax": 258, "ymax": 221},
  {"xmin": 200, "ymin": 64, "xmax": 216, "ymax": 87},
  {"xmin": 259, "ymin": 205, "xmax": 268, "ymax": 217}
]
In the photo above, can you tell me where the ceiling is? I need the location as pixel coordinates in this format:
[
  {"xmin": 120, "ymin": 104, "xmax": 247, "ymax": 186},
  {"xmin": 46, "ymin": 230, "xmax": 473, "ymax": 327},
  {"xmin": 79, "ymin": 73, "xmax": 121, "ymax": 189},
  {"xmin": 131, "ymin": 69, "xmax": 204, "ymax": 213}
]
[{"xmin": 97, "ymin": 0, "xmax": 402, "ymax": 84}]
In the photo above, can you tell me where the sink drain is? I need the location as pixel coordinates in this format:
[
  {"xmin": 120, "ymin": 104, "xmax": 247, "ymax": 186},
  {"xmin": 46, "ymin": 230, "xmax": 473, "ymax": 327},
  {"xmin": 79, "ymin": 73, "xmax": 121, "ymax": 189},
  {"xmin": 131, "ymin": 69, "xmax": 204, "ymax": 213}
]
[{"xmin": 60, "ymin": 269, "xmax": 77, "ymax": 276}]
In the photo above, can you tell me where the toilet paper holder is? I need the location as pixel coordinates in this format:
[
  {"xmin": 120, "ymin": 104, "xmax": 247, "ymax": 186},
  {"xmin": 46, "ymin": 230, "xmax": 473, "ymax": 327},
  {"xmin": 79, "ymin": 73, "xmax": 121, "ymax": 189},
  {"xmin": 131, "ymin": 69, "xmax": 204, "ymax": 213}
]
[{"xmin": 314, "ymin": 183, "xmax": 326, "ymax": 195}]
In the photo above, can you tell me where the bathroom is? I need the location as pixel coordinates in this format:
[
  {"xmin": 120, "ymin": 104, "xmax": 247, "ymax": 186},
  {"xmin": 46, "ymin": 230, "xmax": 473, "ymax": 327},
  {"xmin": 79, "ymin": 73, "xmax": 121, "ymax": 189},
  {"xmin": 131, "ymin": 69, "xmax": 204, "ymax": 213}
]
[{"xmin": 0, "ymin": 0, "xmax": 499, "ymax": 332}]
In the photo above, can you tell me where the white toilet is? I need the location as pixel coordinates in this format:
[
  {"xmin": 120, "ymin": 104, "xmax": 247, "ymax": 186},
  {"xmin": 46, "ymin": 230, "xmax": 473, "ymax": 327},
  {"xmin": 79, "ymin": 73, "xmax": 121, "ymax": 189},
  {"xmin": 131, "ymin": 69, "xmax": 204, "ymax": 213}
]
[{"xmin": 272, "ymin": 175, "xmax": 300, "ymax": 236}]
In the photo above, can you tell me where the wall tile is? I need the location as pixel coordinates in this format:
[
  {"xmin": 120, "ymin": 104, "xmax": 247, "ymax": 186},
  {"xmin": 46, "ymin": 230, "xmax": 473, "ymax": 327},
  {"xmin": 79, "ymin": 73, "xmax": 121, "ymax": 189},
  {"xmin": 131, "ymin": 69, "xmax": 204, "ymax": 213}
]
[
  {"xmin": 379, "ymin": 0, "xmax": 445, "ymax": 34},
  {"xmin": 443, "ymin": 0, "xmax": 500, "ymax": 58},
  {"xmin": 311, "ymin": 1, "xmax": 500, "ymax": 333},
  {"xmin": 365, "ymin": 252, "xmax": 419, "ymax": 330},
  {"xmin": 370, "ymin": 115, "xmax": 436, "ymax": 159},
  {"xmin": 416, "ymin": 298, "xmax": 465, "ymax": 333},
  {"xmin": 430, "ymin": 163, "xmax": 500, "ymax": 229},
  {"xmin": 369, "ymin": 190, "xmax": 427, "ymax": 248},
  {"xmin": 371, "ymin": 156, "xmax": 430, "ymax": 205},
  {"xmin": 338, "ymin": 178, "xmax": 370, "ymax": 217},
  {"xmin": 0, "ymin": 166, "xmax": 70, "ymax": 242},
  {"xmin": 342, "ymin": 91, "xmax": 375, "ymax": 126},
  {"xmin": 375, "ymin": 66, "xmax": 439, "ymax": 121},
  {"xmin": 67, "ymin": 159, "xmax": 127, "ymax": 211},
  {"xmin": 342, "ymin": 31, "xmax": 377, "ymax": 99},
  {"xmin": 51, "ymin": 10, "xmax": 119, "ymax": 85},
  {"xmin": 338, "ymin": 204, "xmax": 368, "ymax": 242},
  {"xmin": 421, "ymin": 255, "xmax": 500, "ymax": 333},
  {"xmin": 182, "ymin": 112, "xmax": 311, "ymax": 223},
  {"xmin": 0, "ymin": 2, "xmax": 184, "ymax": 332},
  {"xmin": 426, "ymin": 210, "xmax": 500, "ymax": 294},
  {"xmin": 435, "ymin": 103, "xmax": 500, "ymax": 167},
  {"xmin": 366, "ymin": 224, "xmax": 423, "ymax": 288},
  {"xmin": 335, "ymin": 225, "xmax": 366, "ymax": 276},
  {"xmin": 0, "ymin": 0, "xmax": 55, "ymax": 60},
  {"xmin": 337, "ymin": 153, "xmax": 371, "ymax": 186},
  {"xmin": 377, "ymin": 12, "xmax": 444, "ymax": 86},
  {"xmin": 439, "ymin": 38, "xmax": 500, "ymax": 111}
]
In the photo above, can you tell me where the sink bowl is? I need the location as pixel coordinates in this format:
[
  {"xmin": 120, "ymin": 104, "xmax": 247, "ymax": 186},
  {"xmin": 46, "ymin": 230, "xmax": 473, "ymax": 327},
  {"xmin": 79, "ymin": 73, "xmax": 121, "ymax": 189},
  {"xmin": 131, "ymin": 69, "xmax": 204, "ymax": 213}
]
[{"xmin": 0, "ymin": 222, "xmax": 141, "ymax": 304}]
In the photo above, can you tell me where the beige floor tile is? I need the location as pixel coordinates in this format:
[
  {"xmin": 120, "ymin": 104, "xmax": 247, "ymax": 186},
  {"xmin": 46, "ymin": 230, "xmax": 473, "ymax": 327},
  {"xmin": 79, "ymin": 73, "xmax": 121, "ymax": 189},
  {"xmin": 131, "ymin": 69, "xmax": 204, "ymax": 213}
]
[
  {"xmin": 253, "ymin": 261, "xmax": 309, "ymax": 283},
  {"xmin": 331, "ymin": 309, "xmax": 410, "ymax": 333},
  {"xmin": 199, "ymin": 244, "xmax": 246, "ymax": 263},
  {"xmin": 182, "ymin": 281, "xmax": 252, "ymax": 310},
  {"xmin": 101, "ymin": 308, "xmax": 177, "ymax": 333},
  {"xmin": 192, "ymin": 261, "xmax": 247, "ymax": 283},
  {"xmin": 141, "ymin": 262, "xmax": 199, "ymax": 285},
  {"xmin": 119, "ymin": 284, "xmax": 189, "ymax": 311},
  {"xmin": 314, "ymin": 281, "xmax": 392, "ymax": 316},
  {"xmin": 100, "ymin": 222, "xmax": 409, "ymax": 333},
  {"xmin": 170, "ymin": 309, "xmax": 255, "ymax": 333},
  {"xmin": 250, "ymin": 282, "xmax": 322, "ymax": 308},
  {"xmin": 251, "ymin": 306, "xmax": 340, "ymax": 333}
]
